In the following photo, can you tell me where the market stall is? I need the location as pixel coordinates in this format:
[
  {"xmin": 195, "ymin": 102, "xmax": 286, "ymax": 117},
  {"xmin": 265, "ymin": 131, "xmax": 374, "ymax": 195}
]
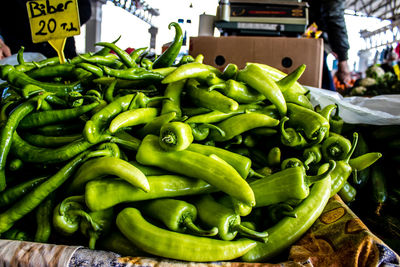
[{"xmin": 1, "ymin": 0, "xmax": 400, "ymax": 266}]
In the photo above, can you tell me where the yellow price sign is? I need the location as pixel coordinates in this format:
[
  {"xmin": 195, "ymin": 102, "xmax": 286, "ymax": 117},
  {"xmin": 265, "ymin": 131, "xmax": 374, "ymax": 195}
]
[{"xmin": 26, "ymin": 0, "xmax": 81, "ymax": 63}]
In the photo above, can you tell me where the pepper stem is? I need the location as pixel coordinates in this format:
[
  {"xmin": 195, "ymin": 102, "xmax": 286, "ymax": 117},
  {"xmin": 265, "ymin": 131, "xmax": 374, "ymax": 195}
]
[
  {"xmin": 161, "ymin": 134, "xmax": 176, "ymax": 145},
  {"xmin": 248, "ymin": 169, "xmax": 266, "ymax": 179},
  {"xmin": 344, "ymin": 132, "xmax": 359, "ymax": 163},
  {"xmin": 110, "ymin": 136, "xmax": 141, "ymax": 151},
  {"xmin": 208, "ymin": 83, "xmax": 226, "ymax": 92},
  {"xmin": 88, "ymin": 231, "xmax": 99, "ymax": 250},
  {"xmin": 303, "ymin": 152, "xmax": 316, "ymax": 170},
  {"xmin": 199, "ymin": 123, "xmax": 226, "ymax": 137},
  {"xmin": 183, "ymin": 217, "xmax": 218, "ymax": 237},
  {"xmin": 279, "ymin": 116, "xmax": 292, "ymax": 141},
  {"xmin": 69, "ymin": 209, "xmax": 102, "ymax": 232},
  {"xmin": 233, "ymin": 224, "xmax": 269, "ymax": 243},
  {"xmin": 306, "ymin": 160, "xmax": 336, "ymax": 185}
]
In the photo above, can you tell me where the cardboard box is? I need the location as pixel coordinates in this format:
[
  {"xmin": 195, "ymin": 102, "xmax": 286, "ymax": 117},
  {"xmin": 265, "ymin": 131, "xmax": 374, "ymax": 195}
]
[{"xmin": 189, "ymin": 36, "xmax": 324, "ymax": 88}]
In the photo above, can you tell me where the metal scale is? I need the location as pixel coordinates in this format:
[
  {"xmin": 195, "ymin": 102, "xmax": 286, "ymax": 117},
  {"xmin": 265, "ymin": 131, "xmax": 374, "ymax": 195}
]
[{"xmin": 215, "ymin": 0, "xmax": 309, "ymax": 36}]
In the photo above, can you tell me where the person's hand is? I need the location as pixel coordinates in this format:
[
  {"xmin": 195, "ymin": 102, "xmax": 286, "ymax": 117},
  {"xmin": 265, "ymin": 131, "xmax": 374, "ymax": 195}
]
[
  {"xmin": 335, "ymin": 60, "xmax": 351, "ymax": 86},
  {"xmin": 0, "ymin": 39, "xmax": 11, "ymax": 60}
]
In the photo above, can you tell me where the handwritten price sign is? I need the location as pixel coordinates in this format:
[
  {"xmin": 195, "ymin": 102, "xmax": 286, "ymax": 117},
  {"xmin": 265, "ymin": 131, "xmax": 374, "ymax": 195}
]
[
  {"xmin": 26, "ymin": 0, "xmax": 81, "ymax": 63},
  {"xmin": 27, "ymin": 0, "xmax": 81, "ymax": 43}
]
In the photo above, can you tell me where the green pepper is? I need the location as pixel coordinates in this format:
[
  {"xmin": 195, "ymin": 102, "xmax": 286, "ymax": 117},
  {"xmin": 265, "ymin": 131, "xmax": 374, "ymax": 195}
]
[
  {"xmin": 250, "ymin": 160, "xmax": 335, "ymax": 208},
  {"xmin": 266, "ymin": 147, "xmax": 281, "ymax": 167},
  {"xmin": 116, "ymin": 207, "xmax": 257, "ymax": 262},
  {"xmin": 136, "ymin": 111, "xmax": 177, "ymax": 138},
  {"xmin": 208, "ymin": 113, "xmax": 279, "ymax": 142},
  {"xmin": 130, "ymin": 47, "xmax": 148, "ymax": 62},
  {"xmin": 159, "ymin": 121, "xmax": 193, "ymax": 151},
  {"xmin": 0, "ymin": 176, "xmax": 47, "ymax": 208},
  {"xmin": 0, "ymin": 151, "xmax": 91, "ymax": 233},
  {"xmin": 141, "ymin": 198, "xmax": 218, "ymax": 236},
  {"xmin": 3, "ymin": 65, "xmax": 83, "ymax": 97},
  {"xmin": 18, "ymin": 100, "xmax": 100, "ymax": 129},
  {"xmin": 7, "ymin": 158, "xmax": 24, "ymax": 172},
  {"xmin": 76, "ymin": 62, "xmax": 104, "ymax": 77},
  {"xmin": 208, "ymin": 79, "xmax": 265, "ymax": 104},
  {"xmin": 161, "ymin": 79, "xmax": 186, "ymax": 118},
  {"xmin": 188, "ymin": 123, "xmax": 225, "ymax": 141},
  {"xmin": 329, "ymin": 105, "xmax": 344, "ymax": 134},
  {"xmin": 286, "ymin": 103, "xmax": 330, "ymax": 143},
  {"xmin": 102, "ymin": 66, "xmax": 164, "ymax": 81},
  {"xmin": 250, "ymin": 63, "xmax": 308, "ymax": 95},
  {"xmin": 136, "ymin": 135, "xmax": 255, "ymax": 206},
  {"xmin": 175, "ymin": 55, "xmax": 195, "ymax": 66},
  {"xmin": 282, "ymin": 90, "xmax": 313, "ymax": 110},
  {"xmin": 78, "ymin": 54, "xmax": 123, "ymax": 69},
  {"xmin": 162, "ymin": 62, "xmax": 220, "ymax": 84},
  {"xmin": 108, "ymin": 107, "xmax": 158, "ymax": 134},
  {"xmin": 2, "ymin": 227, "xmax": 31, "ymax": 241},
  {"xmin": 20, "ymin": 132, "xmax": 82, "ymax": 148},
  {"xmin": 302, "ymin": 144, "xmax": 322, "ymax": 170},
  {"xmin": 264, "ymin": 203, "xmax": 297, "ymax": 225},
  {"xmin": 0, "ymin": 96, "xmax": 42, "ymax": 191},
  {"xmin": 34, "ymin": 193, "xmax": 54, "ymax": 243},
  {"xmin": 53, "ymin": 195, "xmax": 100, "ymax": 236},
  {"xmin": 186, "ymin": 79, "xmax": 239, "ymax": 113},
  {"xmin": 67, "ymin": 156, "xmax": 149, "ymax": 194},
  {"xmin": 237, "ymin": 63, "xmax": 287, "ymax": 116},
  {"xmin": 185, "ymin": 103, "xmax": 261, "ymax": 124},
  {"xmin": 321, "ymin": 132, "xmax": 352, "ymax": 161},
  {"xmin": 95, "ymin": 41, "xmax": 136, "ymax": 68},
  {"xmin": 275, "ymin": 64, "xmax": 306, "ymax": 93},
  {"xmin": 348, "ymin": 152, "xmax": 382, "ymax": 171},
  {"xmin": 187, "ymin": 142, "xmax": 252, "ymax": 179},
  {"xmin": 153, "ymin": 22, "xmax": 183, "ymax": 68},
  {"xmin": 220, "ymin": 63, "xmax": 239, "ymax": 80},
  {"xmin": 10, "ymin": 131, "xmax": 106, "ymax": 164},
  {"xmin": 329, "ymin": 132, "xmax": 358, "ymax": 197},
  {"xmin": 25, "ymin": 63, "xmax": 77, "ymax": 80},
  {"xmin": 338, "ymin": 181, "xmax": 357, "ymax": 203},
  {"xmin": 194, "ymin": 194, "xmax": 268, "ymax": 242},
  {"xmin": 80, "ymin": 207, "xmax": 114, "ymax": 249},
  {"xmin": 370, "ymin": 164, "xmax": 387, "ymax": 216},
  {"xmin": 33, "ymin": 121, "xmax": 84, "ymax": 136},
  {"xmin": 279, "ymin": 116, "xmax": 308, "ymax": 148},
  {"xmin": 281, "ymin": 157, "xmax": 305, "ymax": 172},
  {"xmin": 241, "ymin": 163, "xmax": 332, "ymax": 262},
  {"xmin": 85, "ymin": 175, "xmax": 216, "ymax": 212}
]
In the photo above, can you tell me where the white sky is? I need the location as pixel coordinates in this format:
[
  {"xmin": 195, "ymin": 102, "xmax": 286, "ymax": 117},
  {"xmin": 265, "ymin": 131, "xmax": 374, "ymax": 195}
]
[{"xmin": 75, "ymin": 2, "xmax": 393, "ymax": 73}]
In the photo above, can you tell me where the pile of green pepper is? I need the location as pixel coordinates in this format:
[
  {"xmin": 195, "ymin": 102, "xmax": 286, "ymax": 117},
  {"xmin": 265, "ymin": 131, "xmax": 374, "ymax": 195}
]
[{"xmin": 0, "ymin": 22, "xmax": 382, "ymax": 263}]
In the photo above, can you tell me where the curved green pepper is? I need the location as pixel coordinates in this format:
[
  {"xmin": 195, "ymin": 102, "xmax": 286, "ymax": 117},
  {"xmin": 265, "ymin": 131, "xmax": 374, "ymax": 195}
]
[
  {"xmin": 286, "ymin": 103, "xmax": 330, "ymax": 143},
  {"xmin": 141, "ymin": 198, "xmax": 218, "ymax": 236},
  {"xmin": 250, "ymin": 160, "xmax": 335, "ymax": 208},
  {"xmin": 330, "ymin": 132, "xmax": 358, "ymax": 197},
  {"xmin": 116, "ymin": 207, "xmax": 257, "ymax": 262},
  {"xmin": 67, "ymin": 156, "xmax": 149, "ymax": 194},
  {"xmin": 241, "ymin": 163, "xmax": 333, "ymax": 262},
  {"xmin": 194, "ymin": 194, "xmax": 268, "ymax": 242},
  {"xmin": 153, "ymin": 22, "xmax": 183, "ymax": 68},
  {"xmin": 85, "ymin": 175, "xmax": 216, "ymax": 212},
  {"xmin": 321, "ymin": 132, "xmax": 352, "ymax": 161},
  {"xmin": 208, "ymin": 113, "xmax": 279, "ymax": 142},
  {"xmin": 237, "ymin": 63, "xmax": 287, "ymax": 116},
  {"xmin": 136, "ymin": 135, "xmax": 255, "ymax": 206}
]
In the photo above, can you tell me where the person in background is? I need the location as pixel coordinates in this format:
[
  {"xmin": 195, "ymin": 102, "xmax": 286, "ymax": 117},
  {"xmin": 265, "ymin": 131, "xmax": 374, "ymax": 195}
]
[
  {"xmin": 0, "ymin": 0, "xmax": 92, "ymax": 60},
  {"xmin": 0, "ymin": 35, "xmax": 11, "ymax": 60},
  {"xmin": 306, "ymin": 0, "xmax": 351, "ymax": 91}
]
